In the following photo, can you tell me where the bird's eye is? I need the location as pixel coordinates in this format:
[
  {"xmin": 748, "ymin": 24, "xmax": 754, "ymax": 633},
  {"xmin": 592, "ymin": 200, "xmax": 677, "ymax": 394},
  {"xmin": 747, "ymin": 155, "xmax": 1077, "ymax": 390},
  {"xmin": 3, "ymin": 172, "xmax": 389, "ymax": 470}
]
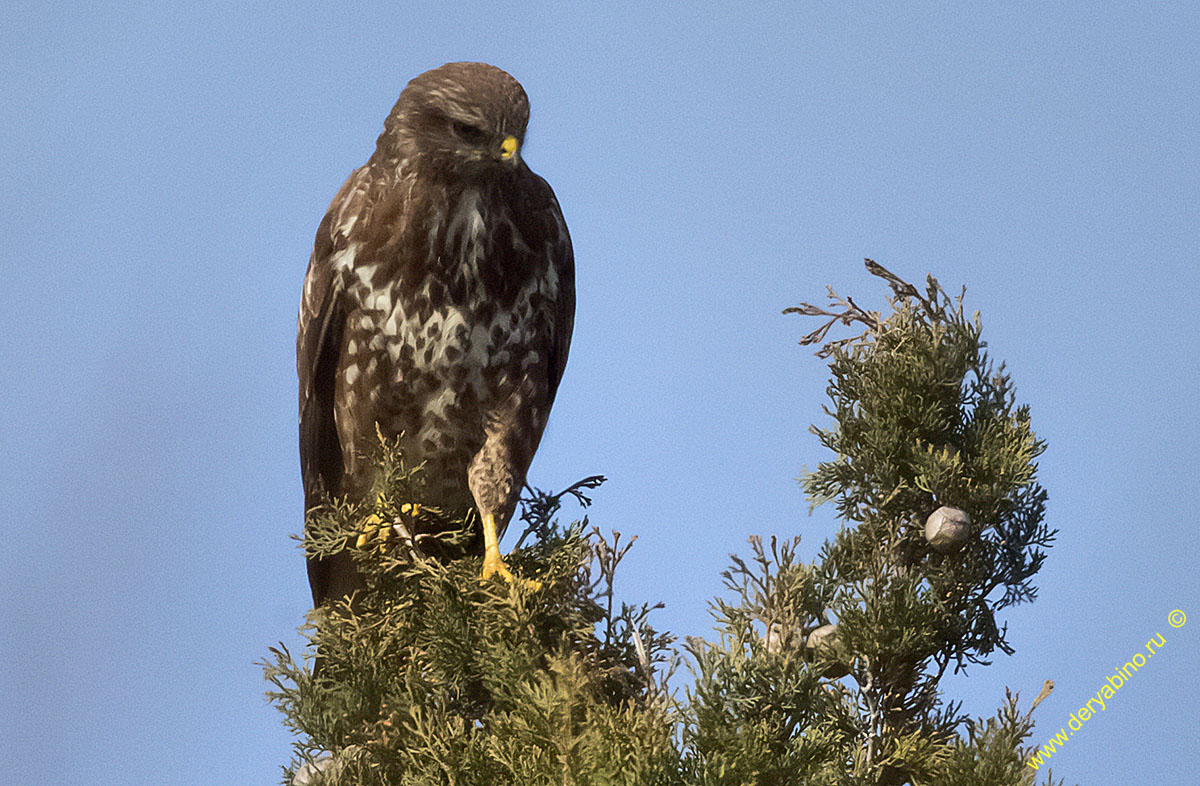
[{"xmin": 451, "ymin": 120, "xmax": 488, "ymax": 145}]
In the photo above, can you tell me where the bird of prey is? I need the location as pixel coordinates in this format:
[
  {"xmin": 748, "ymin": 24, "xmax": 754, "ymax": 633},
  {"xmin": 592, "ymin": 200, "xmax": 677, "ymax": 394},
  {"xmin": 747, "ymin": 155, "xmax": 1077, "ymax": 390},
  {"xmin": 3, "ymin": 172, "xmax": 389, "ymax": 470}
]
[{"xmin": 297, "ymin": 62, "xmax": 574, "ymax": 606}]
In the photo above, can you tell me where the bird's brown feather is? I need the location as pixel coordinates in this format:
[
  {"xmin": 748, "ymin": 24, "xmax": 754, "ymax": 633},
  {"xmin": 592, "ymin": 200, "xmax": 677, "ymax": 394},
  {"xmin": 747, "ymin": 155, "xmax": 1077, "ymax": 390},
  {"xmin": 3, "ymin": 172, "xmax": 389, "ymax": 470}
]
[{"xmin": 297, "ymin": 63, "xmax": 574, "ymax": 607}]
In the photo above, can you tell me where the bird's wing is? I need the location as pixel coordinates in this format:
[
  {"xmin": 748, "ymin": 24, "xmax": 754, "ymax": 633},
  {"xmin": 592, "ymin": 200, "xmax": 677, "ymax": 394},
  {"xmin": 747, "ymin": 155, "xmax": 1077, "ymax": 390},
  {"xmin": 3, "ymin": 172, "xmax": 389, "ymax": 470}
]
[
  {"xmin": 298, "ymin": 170, "xmax": 362, "ymax": 506},
  {"xmin": 297, "ymin": 260, "xmax": 343, "ymax": 509},
  {"xmin": 535, "ymin": 178, "xmax": 575, "ymax": 405},
  {"xmin": 297, "ymin": 167, "xmax": 371, "ymax": 604}
]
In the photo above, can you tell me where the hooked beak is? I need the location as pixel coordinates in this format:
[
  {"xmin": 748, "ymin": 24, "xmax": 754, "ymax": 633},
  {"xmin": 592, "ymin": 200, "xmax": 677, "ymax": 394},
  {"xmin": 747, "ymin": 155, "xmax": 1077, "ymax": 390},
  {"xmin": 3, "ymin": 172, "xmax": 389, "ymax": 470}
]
[{"xmin": 499, "ymin": 135, "xmax": 519, "ymax": 163}]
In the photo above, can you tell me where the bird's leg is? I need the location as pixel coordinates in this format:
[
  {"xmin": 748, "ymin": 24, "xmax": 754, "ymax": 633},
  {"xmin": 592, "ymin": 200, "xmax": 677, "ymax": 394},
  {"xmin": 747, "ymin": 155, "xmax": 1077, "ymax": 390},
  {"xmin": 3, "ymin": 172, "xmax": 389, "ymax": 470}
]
[
  {"xmin": 479, "ymin": 512, "xmax": 513, "ymax": 580},
  {"xmin": 479, "ymin": 511, "xmax": 541, "ymax": 589},
  {"xmin": 470, "ymin": 393, "xmax": 544, "ymax": 590}
]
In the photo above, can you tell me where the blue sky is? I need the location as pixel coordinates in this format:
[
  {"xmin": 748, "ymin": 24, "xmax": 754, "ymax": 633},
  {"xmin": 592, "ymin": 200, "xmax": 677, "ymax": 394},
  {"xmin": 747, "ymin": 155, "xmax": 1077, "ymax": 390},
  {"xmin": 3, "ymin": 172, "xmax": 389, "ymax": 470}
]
[{"xmin": 2, "ymin": 3, "xmax": 1197, "ymax": 783}]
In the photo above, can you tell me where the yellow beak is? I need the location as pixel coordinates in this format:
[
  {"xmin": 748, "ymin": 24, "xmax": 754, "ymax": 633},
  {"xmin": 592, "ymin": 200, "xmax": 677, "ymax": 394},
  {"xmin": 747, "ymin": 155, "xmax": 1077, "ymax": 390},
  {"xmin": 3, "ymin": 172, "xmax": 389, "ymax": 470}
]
[{"xmin": 500, "ymin": 135, "xmax": 519, "ymax": 161}]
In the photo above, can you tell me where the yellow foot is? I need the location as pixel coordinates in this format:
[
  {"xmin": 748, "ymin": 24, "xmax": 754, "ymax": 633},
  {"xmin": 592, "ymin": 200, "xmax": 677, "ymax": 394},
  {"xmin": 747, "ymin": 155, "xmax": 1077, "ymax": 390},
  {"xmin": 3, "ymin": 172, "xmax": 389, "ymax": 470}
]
[
  {"xmin": 355, "ymin": 512, "xmax": 391, "ymax": 549},
  {"xmin": 356, "ymin": 492, "xmax": 389, "ymax": 549},
  {"xmin": 481, "ymin": 549, "xmax": 542, "ymax": 590},
  {"xmin": 356, "ymin": 502, "xmax": 441, "ymax": 550},
  {"xmin": 478, "ymin": 511, "xmax": 541, "ymax": 589}
]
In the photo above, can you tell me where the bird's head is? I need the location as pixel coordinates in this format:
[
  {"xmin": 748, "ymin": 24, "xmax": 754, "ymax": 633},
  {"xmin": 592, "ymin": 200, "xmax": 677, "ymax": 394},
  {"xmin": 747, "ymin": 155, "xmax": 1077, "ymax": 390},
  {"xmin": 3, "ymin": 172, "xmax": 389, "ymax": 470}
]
[{"xmin": 380, "ymin": 62, "xmax": 530, "ymax": 179}]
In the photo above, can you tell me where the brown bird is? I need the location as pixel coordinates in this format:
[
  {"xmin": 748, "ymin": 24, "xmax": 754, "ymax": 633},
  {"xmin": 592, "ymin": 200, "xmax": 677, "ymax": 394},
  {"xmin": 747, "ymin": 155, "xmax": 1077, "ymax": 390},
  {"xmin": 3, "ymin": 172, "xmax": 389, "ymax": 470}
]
[{"xmin": 296, "ymin": 62, "xmax": 574, "ymax": 606}]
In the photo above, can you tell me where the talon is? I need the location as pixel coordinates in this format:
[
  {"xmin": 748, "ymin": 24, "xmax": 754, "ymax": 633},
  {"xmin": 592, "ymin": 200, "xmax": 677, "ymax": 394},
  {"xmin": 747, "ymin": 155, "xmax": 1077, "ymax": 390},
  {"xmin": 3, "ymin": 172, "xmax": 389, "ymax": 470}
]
[
  {"xmin": 479, "ymin": 511, "xmax": 541, "ymax": 589},
  {"xmin": 481, "ymin": 551, "xmax": 542, "ymax": 589},
  {"xmin": 481, "ymin": 550, "xmax": 515, "ymax": 582},
  {"xmin": 357, "ymin": 500, "xmax": 436, "ymax": 550},
  {"xmin": 355, "ymin": 513, "xmax": 384, "ymax": 548}
]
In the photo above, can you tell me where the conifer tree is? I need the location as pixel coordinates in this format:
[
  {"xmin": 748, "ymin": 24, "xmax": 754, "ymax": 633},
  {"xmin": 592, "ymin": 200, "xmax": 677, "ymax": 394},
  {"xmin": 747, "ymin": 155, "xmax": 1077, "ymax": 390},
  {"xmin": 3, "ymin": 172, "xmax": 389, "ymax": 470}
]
[
  {"xmin": 680, "ymin": 260, "xmax": 1063, "ymax": 785},
  {"xmin": 266, "ymin": 261, "xmax": 1068, "ymax": 786}
]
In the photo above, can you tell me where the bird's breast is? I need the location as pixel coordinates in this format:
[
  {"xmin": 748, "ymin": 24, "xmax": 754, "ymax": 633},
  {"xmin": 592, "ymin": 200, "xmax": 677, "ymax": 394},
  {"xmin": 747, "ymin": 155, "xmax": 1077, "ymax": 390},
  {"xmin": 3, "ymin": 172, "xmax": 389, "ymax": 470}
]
[
  {"xmin": 339, "ymin": 273, "xmax": 553, "ymax": 489},
  {"xmin": 332, "ymin": 185, "xmax": 558, "ymax": 496}
]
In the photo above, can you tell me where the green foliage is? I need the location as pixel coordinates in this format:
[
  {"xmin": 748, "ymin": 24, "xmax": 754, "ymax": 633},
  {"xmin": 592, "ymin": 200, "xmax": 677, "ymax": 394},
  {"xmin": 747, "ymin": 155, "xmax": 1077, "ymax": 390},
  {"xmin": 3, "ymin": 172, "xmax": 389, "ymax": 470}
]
[
  {"xmin": 267, "ymin": 262, "xmax": 1066, "ymax": 786},
  {"xmin": 678, "ymin": 262, "xmax": 1058, "ymax": 785},
  {"xmin": 265, "ymin": 446, "xmax": 677, "ymax": 785},
  {"xmin": 937, "ymin": 690, "xmax": 1068, "ymax": 786},
  {"xmin": 681, "ymin": 536, "xmax": 849, "ymax": 785}
]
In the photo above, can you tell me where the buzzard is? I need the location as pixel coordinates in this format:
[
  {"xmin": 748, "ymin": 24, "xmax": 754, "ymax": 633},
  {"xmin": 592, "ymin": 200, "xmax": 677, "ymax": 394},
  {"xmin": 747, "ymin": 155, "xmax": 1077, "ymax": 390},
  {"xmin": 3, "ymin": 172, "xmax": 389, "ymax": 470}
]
[{"xmin": 297, "ymin": 62, "xmax": 574, "ymax": 606}]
